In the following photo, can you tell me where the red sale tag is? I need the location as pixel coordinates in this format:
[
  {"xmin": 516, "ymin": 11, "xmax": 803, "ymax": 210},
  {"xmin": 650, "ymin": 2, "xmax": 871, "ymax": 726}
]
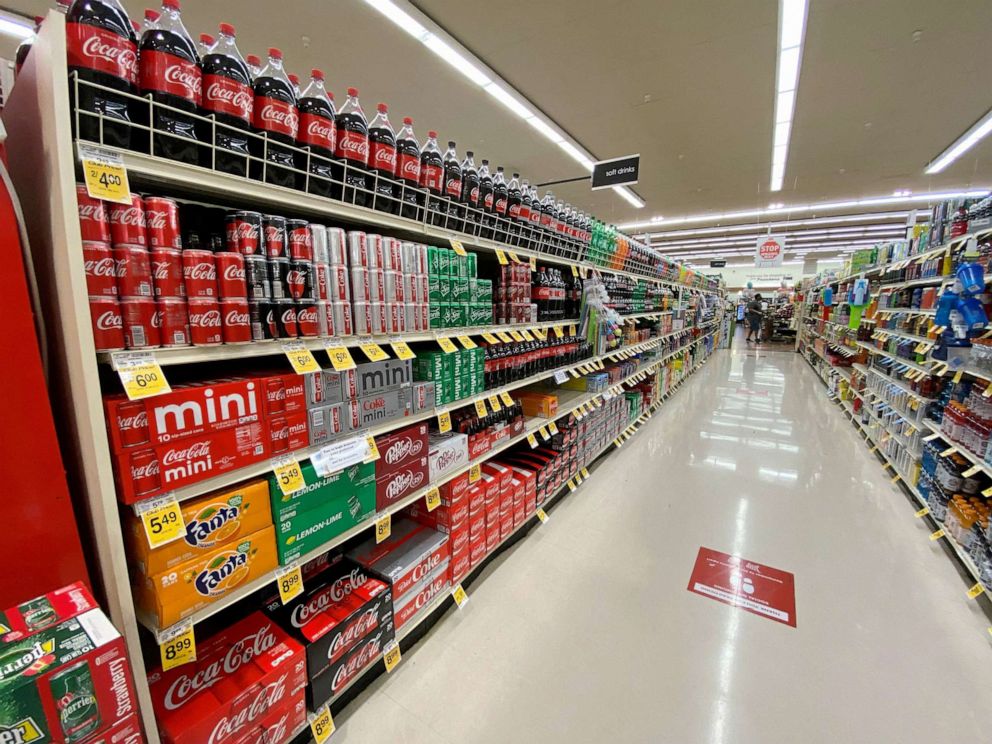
[{"xmin": 687, "ymin": 546, "xmax": 796, "ymax": 628}]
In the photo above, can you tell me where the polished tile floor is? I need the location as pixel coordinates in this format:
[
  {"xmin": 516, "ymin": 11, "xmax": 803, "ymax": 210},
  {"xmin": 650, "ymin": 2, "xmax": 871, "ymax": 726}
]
[{"xmin": 333, "ymin": 340, "xmax": 992, "ymax": 743}]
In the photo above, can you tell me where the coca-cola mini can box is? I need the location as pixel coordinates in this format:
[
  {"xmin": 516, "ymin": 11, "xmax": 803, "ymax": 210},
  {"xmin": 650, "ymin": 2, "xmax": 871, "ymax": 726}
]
[{"xmin": 148, "ymin": 612, "xmax": 306, "ymax": 744}]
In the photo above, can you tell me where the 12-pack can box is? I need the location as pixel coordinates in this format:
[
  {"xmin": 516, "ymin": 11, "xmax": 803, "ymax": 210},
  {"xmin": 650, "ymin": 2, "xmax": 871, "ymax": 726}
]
[
  {"xmin": 375, "ymin": 456, "xmax": 429, "ymax": 511},
  {"xmin": 268, "ymin": 461, "xmax": 375, "ymax": 522},
  {"xmin": 0, "ymin": 582, "xmax": 99, "ymax": 642},
  {"xmin": 0, "ymin": 608, "xmax": 138, "ymax": 744},
  {"xmin": 354, "ymin": 359, "xmax": 413, "ymax": 397},
  {"xmin": 306, "ymin": 618, "xmax": 394, "ymax": 710},
  {"xmin": 346, "ymin": 388, "xmax": 412, "ymax": 429},
  {"xmin": 393, "ymin": 559, "xmax": 451, "ymax": 630},
  {"xmin": 347, "ymin": 519, "xmax": 450, "ymax": 602},
  {"xmin": 375, "ymin": 422, "xmax": 429, "ymax": 476},
  {"xmin": 148, "ymin": 612, "xmax": 306, "ymax": 744}
]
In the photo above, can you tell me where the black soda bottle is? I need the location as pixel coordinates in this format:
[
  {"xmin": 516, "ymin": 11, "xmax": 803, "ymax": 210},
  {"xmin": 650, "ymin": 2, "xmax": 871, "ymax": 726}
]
[
  {"xmin": 420, "ymin": 130, "xmax": 444, "ymax": 225},
  {"xmin": 368, "ymin": 103, "xmax": 398, "ymax": 213},
  {"xmin": 443, "ymin": 141, "xmax": 463, "ymax": 231},
  {"xmin": 335, "ymin": 87, "xmax": 370, "ymax": 206},
  {"xmin": 540, "ymin": 191, "xmax": 557, "ymax": 253},
  {"xmin": 138, "ymin": 0, "xmax": 201, "ymax": 164},
  {"xmin": 296, "ymin": 68, "xmax": 337, "ymax": 197},
  {"xmin": 395, "ymin": 116, "xmax": 421, "ymax": 219},
  {"xmin": 507, "ymin": 172, "xmax": 522, "ymax": 242},
  {"xmin": 200, "ymin": 23, "xmax": 252, "ymax": 176},
  {"xmin": 478, "ymin": 159, "xmax": 494, "ymax": 239},
  {"xmin": 250, "ymin": 48, "xmax": 298, "ymax": 188},
  {"xmin": 493, "ymin": 166, "xmax": 508, "ymax": 242},
  {"xmin": 66, "ymin": 0, "xmax": 137, "ymax": 149},
  {"xmin": 519, "ymin": 179, "xmax": 533, "ymax": 247},
  {"xmin": 460, "ymin": 150, "xmax": 480, "ymax": 234}
]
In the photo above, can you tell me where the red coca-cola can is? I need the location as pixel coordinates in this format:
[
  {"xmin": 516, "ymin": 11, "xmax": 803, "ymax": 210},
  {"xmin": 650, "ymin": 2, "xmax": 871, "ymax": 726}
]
[
  {"xmin": 182, "ymin": 249, "xmax": 218, "ymax": 298},
  {"xmin": 157, "ymin": 297, "xmax": 190, "ymax": 346},
  {"xmin": 88, "ymin": 297, "xmax": 125, "ymax": 350},
  {"xmin": 263, "ymin": 215, "xmax": 287, "ymax": 259},
  {"xmin": 265, "ymin": 377, "xmax": 286, "ymax": 415},
  {"xmin": 220, "ymin": 298, "xmax": 252, "ymax": 343},
  {"xmin": 150, "ymin": 248, "xmax": 185, "ymax": 299},
  {"xmin": 120, "ymin": 297, "xmax": 160, "ymax": 348},
  {"xmin": 113, "ymin": 245, "xmax": 153, "ymax": 298},
  {"xmin": 128, "ymin": 449, "xmax": 161, "ymax": 497},
  {"xmin": 296, "ymin": 300, "xmax": 318, "ymax": 337},
  {"xmin": 143, "ymin": 196, "xmax": 181, "ymax": 249},
  {"xmin": 287, "ymin": 219, "xmax": 312, "ymax": 261},
  {"xmin": 188, "ymin": 298, "xmax": 222, "ymax": 345},
  {"xmin": 274, "ymin": 299, "xmax": 298, "ymax": 338},
  {"xmin": 76, "ymin": 184, "xmax": 110, "ymax": 244},
  {"xmin": 108, "ymin": 193, "xmax": 147, "ymax": 248},
  {"xmin": 269, "ymin": 416, "xmax": 289, "ymax": 454},
  {"xmin": 83, "ymin": 242, "xmax": 118, "ymax": 297},
  {"xmin": 226, "ymin": 210, "xmax": 263, "ymax": 255},
  {"xmin": 215, "ymin": 252, "xmax": 247, "ymax": 299},
  {"xmin": 115, "ymin": 400, "xmax": 149, "ymax": 448}
]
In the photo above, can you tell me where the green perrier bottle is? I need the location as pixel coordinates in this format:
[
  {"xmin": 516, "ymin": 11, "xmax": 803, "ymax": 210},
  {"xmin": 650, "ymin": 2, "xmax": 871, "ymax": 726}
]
[{"xmin": 48, "ymin": 660, "xmax": 101, "ymax": 742}]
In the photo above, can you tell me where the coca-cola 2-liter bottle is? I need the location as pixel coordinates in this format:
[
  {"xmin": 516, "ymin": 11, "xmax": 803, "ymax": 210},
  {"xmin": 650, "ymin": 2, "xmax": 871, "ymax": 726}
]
[
  {"xmin": 460, "ymin": 151, "xmax": 480, "ymax": 234},
  {"xmin": 368, "ymin": 103, "xmax": 398, "ymax": 213},
  {"xmin": 492, "ymin": 166, "xmax": 508, "ymax": 242},
  {"xmin": 138, "ymin": 0, "xmax": 201, "ymax": 164},
  {"xmin": 251, "ymin": 47, "xmax": 298, "ymax": 188},
  {"xmin": 335, "ymin": 87, "xmax": 370, "ymax": 207},
  {"xmin": 66, "ymin": 0, "xmax": 137, "ymax": 149},
  {"xmin": 507, "ymin": 172, "xmax": 522, "ymax": 243},
  {"xmin": 419, "ymin": 130, "xmax": 444, "ymax": 225},
  {"xmin": 296, "ymin": 68, "xmax": 337, "ymax": 198},
  {"xmin": 478, "ymin": 159, "xmax": 494, "ymax": 239},
  {"xmin": 201, "ymin": 23, "xmax": 252, "ymax": 176},
  {"xmin": 395, "ymin": 116, "xmax": 421, "ymax": 219},
  {"xmin": 442, "ymin": 141, "xmax": 463, "ymax": 231}
]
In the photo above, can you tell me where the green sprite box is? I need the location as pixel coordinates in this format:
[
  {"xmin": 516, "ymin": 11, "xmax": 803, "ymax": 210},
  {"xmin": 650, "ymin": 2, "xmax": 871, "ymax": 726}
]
[
  {"xmin": 437, "ymin": 276, "xmax": 452, "ymax": 303},
  {"xmin": 437, "ymin": 247, "xmax": 450, "ymax": 276},
  {"xmin": 429, "ymin": 302, "xmax": 442, "ymax": 329},
  {"xmin": 0, "ymin": 608, "xmax": 138, "ymax": 744},
  {"xmin": 466, "ymin": 253, "xmax": 477, "ymax": 277},
  {"xmin": 453, "ymin": 254, "xmax": 468, "ymax": 278},
  {"xmin": 427, "ymin": 246, "xmax": 440, "ymax": 275},
  {"xmin": 428, "ymin": 273, "xmax": 441, "ymax": 303},
  {"xmin": 476, "ymin": 279, "xmax": 493, "ymax": 303},
  {"xmin": 267, "ymin": 460, "xmax": 375, "ymax": 523},
  {"xmin": 452, "ymin": 277, "xmax": 469, "ymax": 303},
  {"xmin": 468, "ymin": 303, "xmax": 490, "ymax": 326},
  {"xmin": 441, "ymin": 303, "xmax": 461, "ymax": 327}
]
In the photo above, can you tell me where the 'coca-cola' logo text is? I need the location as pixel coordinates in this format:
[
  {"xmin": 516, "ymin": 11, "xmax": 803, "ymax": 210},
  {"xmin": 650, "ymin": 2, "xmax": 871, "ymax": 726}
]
[
  {"xmin": 331, "ymin": 632, "xmax": 385, "ymax": 693},
  {"xmin": 95, "ymin": 310, "xmax": 123, "ymax": 331},
  {"xmin": 289, "ymin": 567, "xmax": 368, "ymax": 628},
  {"xmin": 203, "ymin": 75, "xmax": 252, "ymax": 121}
]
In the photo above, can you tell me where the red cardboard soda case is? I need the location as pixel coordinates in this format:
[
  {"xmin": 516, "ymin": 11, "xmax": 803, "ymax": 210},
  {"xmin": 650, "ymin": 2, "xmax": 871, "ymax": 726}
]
[
  {"xmin": 468, "ymin": 512, "xmax": 485, "ymax": 539},
  {"xmin": 449, "ymin": 522, "xmax": 469, "ymax": 554},
  {"xmin": 485, "ymin": 501, "xmax": 499, "ymax": 529},
  {"xmin": 147, "ymin": 611, "xmax": 306, "ymax": 744},
  {"xmin": 467, "ymin": 431, "xmax": 491, "ymax": 460},
  {"xmin": 469, "ymin": 532, "xmax": 486, "ymax": 566},
  {"xmin": 467, "ymin": 483, "xmax": 485, "ymax": 515},
  {"xmin": 449, "ymin": 544, "xmax": 470, "ymax": 584},
  {"xmin": 392, "ymin": 560, "xmax": 450, "ymax": 630},
  {"xmin": 262, "ymin": 558, "xmax": 392, "ymax": 680},
  {"xmin": 85, "ymin": 712, "xmax": 143, "ymax": 743},
  {"xmin": 347, "ymin": 519, "xmax": 449, "ymax": 601},
  {"xmin": 0, "ymin": 609, "xmax": 139, "ymax": 744},
  {"xmin": 307, "ymin": 618, "xmax": 394, "ymax": 710},
  {"xmin": 407, "ymin": 499, "xmax": 468, "ymax": 532},
  {"xmin": 112, "ymin": 422, "xmax": 270, "ymax": 504},
  {"xmin": 440, "ymin": 473, "xmax": 469, "ymax": 505},
  {"xmin": 374, "ymin": 422, "xmax": 429, "ymax": 477},
  {"xmin": 261, "ymin": 373, "xmax": 306, "ymax": 416},
  {"xmin": 0, "ymin": 581, "xmax": 99, "ymax": 641},
  {"xmin": 481, "ymin": 462, "xmax": 514, "ymax": 494},
  {"xmin": 478, "ymin": 472, "xmax": 500, "ymax": 506},
  {"xmin": 228, "ymin": 690, "xmax": 306, "ymax": 744},
  {"xmin": 510, "ymin": 477, "xmax": 526, "ymax": 526},
  {"xmin": 485, "ymin": 523, "xmax": 499, "ymax": 553},
  {"xmin": 500, "ymin": 512, "xmax": 514, "ymax": 541},
  {"xmin": 374, "ymin": 456, "xmax": 429, "ymax": 511},
  {"xmin": 505, "ymin": 466, "xmax": 537, "ymax": 516}
]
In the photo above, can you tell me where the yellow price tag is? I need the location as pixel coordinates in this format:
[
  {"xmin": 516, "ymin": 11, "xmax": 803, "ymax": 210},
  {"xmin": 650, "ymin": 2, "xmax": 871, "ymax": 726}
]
[
  {"xmin": 538, "ymin": 425, "xmax": 550, "ymax": 441},
  {"xmin": 527, "ymin": 433, "xmax": 538, "ymax": 448},
  {"xmin": 580, "ymin": 467, "xmax": 590, "ymax": 479},
  {"xmin": 450, "ymin": 239, "xmax": 467, "ymax": 256},
  {"xmin": 358, "ymin": 340, "xmax": 390, "ymax": 362},
  {"xmin": 940, "ymin": 446, "xmax": 958, "ymax": 457},
  {"xmin": 438, "ymin": 336, "xmax": 458, "ymax": 353},
  {"xmin": 158, "ymin": 621, "xmax": 196, "ymax": 671},
  {"xmin": 548, "ymin": 421, "xmax": 559, "ymax": 435},
  {"xmin": 495, "ymin": 248, "xmax": 508, "ymax": 266},
  {"xmin": 571, "ymin": 265, "xmax": 579, "ymax": 278},
  {"xmin": 890, "ymin": 473, "xmax": 902, "ymax": 484},
  {"xmin": 984, "ymin": 385, "xmax": 992, "ymax": 398},
  {"xmin": 272, "ymin": 457, "xmax": 305, "ymax": 496},
  {"xmin": 137, "ymin": 495, "xmax": 186, "ymax": 549},
  {"xmin": 391, "ymin": 340, "xmax": 416, "ymax": 360},
  {"xmin": 520, "ymin": 329, "xmax": 535, "ymax": 341},
  {"xmin": 963, "ymin": 464, "xmax": 982, "ymax": 478},
  {"xmin": 309, "ymin": 706, "xmax": 335, "ymax": 744},
  {"xmin": 536, "ymin": 508, "xmax": 549, "ymax": 523},
  {"xmin": 452, "ymin": 584, "xmax": 469, "ymax": 608},
  {"xmin": 282, "ymin": 342, "xmax": 322, "ymax": 373},
  {"xmin": 567, "ymin": 479, "xmax": 577, "ymax": 492},
  {"xmin": 326, "ymin": 344, "xmax": 356, "ymax": 371},
  {"xmin": 529, "ymin": 256, "xmax": 537, "ymax": 272},
  {"xmin": 482, "ymin": 332, "xmax": 500, "ymax": 344},
  {"xmin": 113, "ymin": 352, "xmax": 171, "ymax": 401},
  {"xmin": 425, "ymin": 486, "xmax": 441, "ymax": 512},
  {"xmin": 79, "ymin": 144, "xmax": 131, "ymax": 203},
  {"xmin": 469, "ymin": 463, "xmax": 481, "ymax": 483},
  {"xmin": 375, "ymin": 513, "xmax": 391, "ymax": 544},
  {"xmin": 488, "ymin": 394, "xmax": 502, "ymax": 412},
  {"xmin": 953, "ymin": 370, "xmax": 964, "ymax": 383},
  {"xmin": 437, "ymin": 409, "xmax": 452, "ymax": 433},
  {"xmin": 474, "ymin": 398, "xmax": 488, "ymax": 418},
  {"xmin": 496, "ymin": 331, "xmax": 513, "ymax": 343},
  {"xmin": 929, "ymin": 528, "xmax": 946, "ymax": 541},
  {"xmin": 569, "ymin": 324, "xmax": 577, "ymax": 336},
  {"xmin": 509, "ymin": 330, "xmax": 525, "ymax": 342},
  {"xmin": 968, "ymin": 583, "xmax": 986, "ymax": 599},
  {"xmin": 984, "ymin": 486, "xmax": 992, "ymax": 497},
  {"xmin": 499, "ymin": 391, "xmax": 514, "ymax": 407},
  {"xmin": 580, "ymin": 266, "xmax": 588, "ymax": 279},
  {"xmin": 508, "ymin": 251, "xmax": 522, "ymax": 264},
  {"xmin": 572, "ymin": 407, "xmax": 583, "ymax": 420},
  {"xmin": 276, "ymin": 563, "xmax": 304, "ymax": 604},
  {"xmin": 569, "ymin": 368, "xmax": 581, "ymax": 379},
  {"xmin": 383, "ymin": 641, "xmax": 401, "ymax": 672},
  {"xmin": 533, "ymin": 328, "xmax": 547, "ymax": 340},
  {"xmin": 613, "ymin": 438, "xmax": 623, "ymax": 447},
  {"xmin": 915, "ymin": 506, "xmax": 930, "ymax": 518},
  {"xmin": 365, "ymin": 433, "xmax": 381, "ymax": 462},
  {"xmin": 553, "ymin": 325, "xmax": 565, "ymax": 338},
  {"xmin": 457, "ymin": 335, "xmax": 477, "ymax": 350}
]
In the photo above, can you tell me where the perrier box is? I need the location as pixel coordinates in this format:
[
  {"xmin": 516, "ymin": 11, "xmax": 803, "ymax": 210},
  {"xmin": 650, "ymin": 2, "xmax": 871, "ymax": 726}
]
[{"xmin": 0, "ymin": 607, "xmax": 138, "ymax": 743}]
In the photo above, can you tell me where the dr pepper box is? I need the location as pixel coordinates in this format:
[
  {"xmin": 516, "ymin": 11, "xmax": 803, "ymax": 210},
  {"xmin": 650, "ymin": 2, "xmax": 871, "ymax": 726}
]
[
  {"xmin": 374, "ymin": 423, "xmax": 430, "ymax": 511},
  {"xmin": 0, "ymin": 581, "xmax": 99, "ymax": 641},
  {"xmin": 148, "ymin": 612, "xmax": 306, "ymax": 744},
  {"xmin": 104, "ymin": 372, "xmax": 305, "ymax": 504},
  {"xmin": 346, "ymin": 519, "xmax": 449, "ymax": 602},
  {"xmin": 264, "ymin": 556, "xmax": 393, "ymax": 685},
  {"xmin": 0, "ymin": 607, "xmax": 139, "ymax": 744}
]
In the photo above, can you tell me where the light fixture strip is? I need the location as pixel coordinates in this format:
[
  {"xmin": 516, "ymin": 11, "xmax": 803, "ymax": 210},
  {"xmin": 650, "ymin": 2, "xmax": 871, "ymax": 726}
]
[
  {"xmin": 770, "ymin": 0, "xmax": 808, "ymax": 192},
  {"xmin": 651, "ymin": 225, "xmax": 906, "ymax": 249},
  {"xmin": 644, "ymin": 210, "xmax": 929, "ymax": 239},
  {"xmin": 925, "ymin": 107, "xmax": 992, "ymax": 174}
]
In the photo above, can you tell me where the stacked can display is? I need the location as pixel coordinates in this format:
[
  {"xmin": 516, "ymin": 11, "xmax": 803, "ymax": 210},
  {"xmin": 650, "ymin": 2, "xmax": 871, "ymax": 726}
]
[
  {"xmin": 427, "ymin": 246, "xmax": 493, "ymax": 328},
  {"xmin": 346, "ymin": 231, "xmax": 430, "ymax": 334}
]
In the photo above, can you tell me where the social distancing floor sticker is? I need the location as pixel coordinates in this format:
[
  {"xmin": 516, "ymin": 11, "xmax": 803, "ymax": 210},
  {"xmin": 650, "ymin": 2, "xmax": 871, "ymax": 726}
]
[{"xmin": 687, "ymin": 546, "xmax": 796, "ymax": 628}]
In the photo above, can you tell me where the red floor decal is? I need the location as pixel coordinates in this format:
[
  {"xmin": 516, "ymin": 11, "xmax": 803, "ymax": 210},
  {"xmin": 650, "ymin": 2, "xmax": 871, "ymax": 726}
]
[{"xmin": 687, "ymin": 547, "xmax": 796, "ymax": 627}]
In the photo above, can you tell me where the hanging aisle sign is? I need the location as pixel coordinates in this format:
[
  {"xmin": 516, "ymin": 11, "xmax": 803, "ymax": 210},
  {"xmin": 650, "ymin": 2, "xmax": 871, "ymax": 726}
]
[
  {"xmin": 755, "ymin": 236, "xmax": 785, "ymax": 268},
  {"xmin": 591, "ymin": 154, "xmax": 640, "ymax": 190}
]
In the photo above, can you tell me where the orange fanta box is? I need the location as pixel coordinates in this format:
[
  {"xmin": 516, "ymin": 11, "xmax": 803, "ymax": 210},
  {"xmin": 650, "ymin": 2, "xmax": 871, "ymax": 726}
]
[
  {"xmin": 126, "ymin": 479, "xmax": 272, "ymax": 577},
  {"xmin": 135, "ymin": 524, "xmax": 278, "ymax": 627}
]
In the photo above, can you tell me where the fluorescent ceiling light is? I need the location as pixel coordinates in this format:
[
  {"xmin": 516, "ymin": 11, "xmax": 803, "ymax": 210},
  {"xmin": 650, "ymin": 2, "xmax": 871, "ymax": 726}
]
[
  {"xmin": 525, "ymin": 116, "xmax": 564, "ymax": 143},
  {"xmin": 925, "ymin": 108, "xmax": 992, "ymax": 174},
  {"xmin": 362, "ymin": 0, "xmax": 429, "ymax": 39},
  {"xmin": 769, "ymin": 0, "xmax": 808, "ymax": 192},
  {"xmin": 557, "ymin": 141, "xmax": 594, "ymax": 171},
  {"xmin": 644, "ymin": 211, "xmax": 924, "ymax": 239},
  {"xmin": 422, "ymin": 36, "xmax": 491, "ymax": 86},
  {"xmin": 614, "ymin": 186, "xmax": 645, "ymax": 208},
  {"xmin": 777, "ymin": 47, "xmax": 801, "ymax": 93},
  {"xmin": 0, "ymin": 15, "xmax": 32, "ymax": 40},
  {"xmin": 483, "ymin": 82, "xmax": 532, "ymax": 118}
]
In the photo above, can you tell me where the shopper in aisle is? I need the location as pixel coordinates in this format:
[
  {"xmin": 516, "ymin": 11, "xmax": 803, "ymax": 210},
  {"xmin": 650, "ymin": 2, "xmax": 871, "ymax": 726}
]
[{"xmin": 745, "ymin": 294, "xmax": 764, "ymax": 343}]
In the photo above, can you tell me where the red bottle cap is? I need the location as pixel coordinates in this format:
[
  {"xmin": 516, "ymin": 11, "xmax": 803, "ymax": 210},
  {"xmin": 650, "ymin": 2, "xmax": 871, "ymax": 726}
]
[
  {"xmin": 347, "ymin": 87, "xmax": 359, "ymax": 96},
  {"xmin": 144, "ymin": 9, "xmax": 159, "ymax": 21},
  {"xmin": 428, "ymin": 130, "xmax": 437, "ymax": 138},
  {"xmin": 162, "ymin": 0, "xmax": 180, "ymax": 10},
  {"xmin": 219, "ymin": 22, "xmax": 235, "ymax": 36},
  {"xmin": 403, "ymin": 117, "xmax": 413, "ymax": 125},
  {"xmin": 268, "ymin": 47, "xmax": 282, "ymax": 60},
  {"xmin": 377, "ymin": 103, "xmax": 388, "ymax": 113},
  {"xmin": 311, "ymin": 68, "xmax": 324, "ymax": 81}
]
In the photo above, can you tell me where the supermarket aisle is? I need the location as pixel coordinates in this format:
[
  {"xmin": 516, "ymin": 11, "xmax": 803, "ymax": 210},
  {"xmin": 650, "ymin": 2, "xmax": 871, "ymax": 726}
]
[{"xmin": 333, "ymin": 346, "xmax": 992, "ymax": 744}]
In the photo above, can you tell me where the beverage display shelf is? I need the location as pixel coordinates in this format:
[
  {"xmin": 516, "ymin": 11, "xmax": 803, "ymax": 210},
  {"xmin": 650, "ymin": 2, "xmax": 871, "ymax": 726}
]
[
  {"xmin": 852, "ymin": 362, "xmax": 870, "ymax": 375},
  {"xmin": 861, "ymin": 407, "xmax": 920, "ymax": 457},
  {"xmin": 871, "ymin": 394, "xmax": 927, "ymax": 431},
  {"xmin": 875, "ymin": 307, "xmax": 937, "ymax": 317},
  {"xmin": 879, "ymin": 275, "xmax": 951, "ymax": 290},
  {"xmin": 806, "ymin": 328, "xmax": 858, "ymax": 358},
  {"xmin": 134, "ymin": 337, "xmax": 710, "ymax": 635},
  {"xmin": 921, "ymin": 420, "xmax": 992, "ymax": 479},
  {"xmin": 93, "ymin": 146, "xmax": 716, "ymax": 295},
  {"xmin": 855, "ymin": 341, "xmax": 932, "ymax": 374},
  {"xmin": 811, "ymin": 318, "xmax": 857, "ymax": 332},
  {"xmin": 931, "ymin": 362, "xmax": 992, "ymax": 385},
  {"xmin": 141, "ymin": 330, "xmax": 694, "ymax": 508},
  {"xmin": 872, "ymin": 327, "xmax": 933, "ymax": 345},
  {"xmin": 865, "ymin": 366, "xmax": 935, "ymax": 402}
]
